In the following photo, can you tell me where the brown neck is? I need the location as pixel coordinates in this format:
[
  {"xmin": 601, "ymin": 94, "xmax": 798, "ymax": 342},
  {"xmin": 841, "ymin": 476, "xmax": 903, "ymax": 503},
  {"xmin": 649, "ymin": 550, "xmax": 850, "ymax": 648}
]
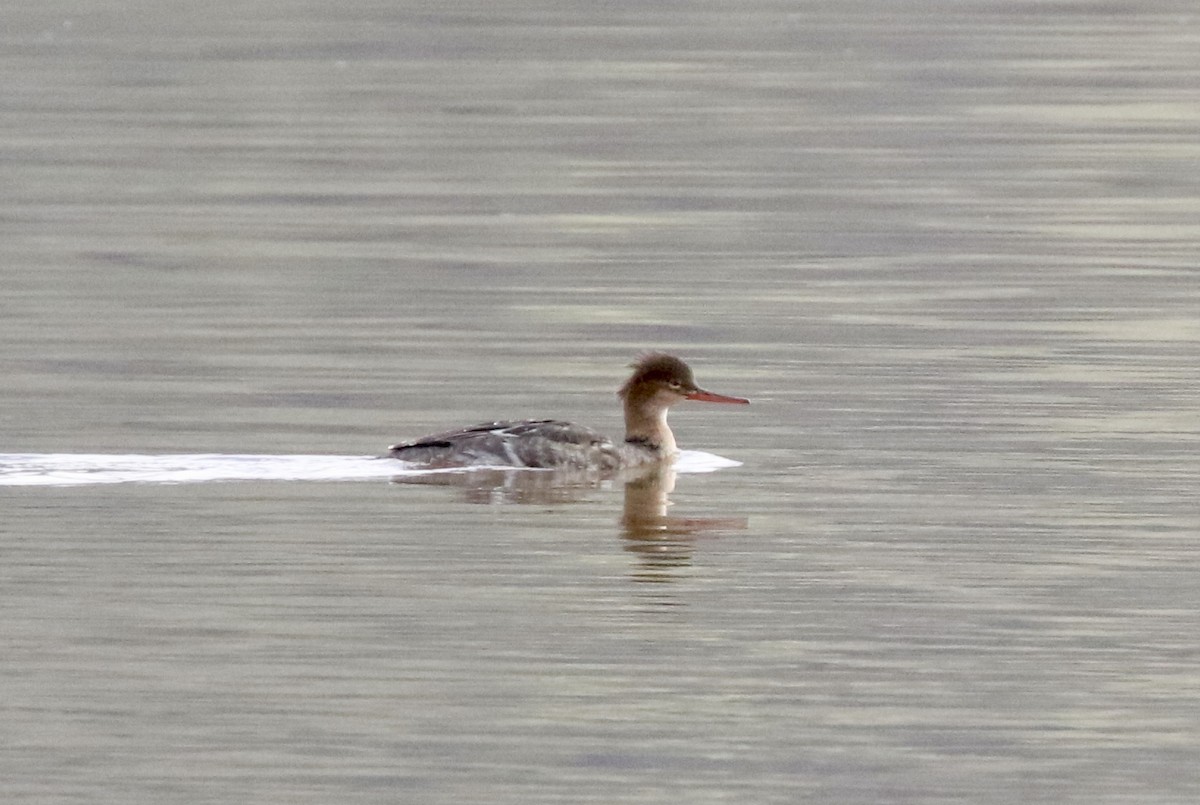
[{"xmin": 623, "ymin": 399, "xmax": 676, "ymax": 454}]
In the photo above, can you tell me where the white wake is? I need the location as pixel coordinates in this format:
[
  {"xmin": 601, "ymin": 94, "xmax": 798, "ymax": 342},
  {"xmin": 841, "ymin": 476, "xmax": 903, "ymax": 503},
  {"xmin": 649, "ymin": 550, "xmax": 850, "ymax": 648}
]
[{"xmin": 0, "ymin": 451, "xmax": 741, "ymax": 487}]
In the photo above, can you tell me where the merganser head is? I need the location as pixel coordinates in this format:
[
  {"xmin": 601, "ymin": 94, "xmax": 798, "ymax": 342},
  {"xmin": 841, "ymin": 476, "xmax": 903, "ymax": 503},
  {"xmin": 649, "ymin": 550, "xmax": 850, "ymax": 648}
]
[
  {"xmin": 615, "ymin": 353, "xmax": 748, "ymax": 454},
  {"xmin": 618, "ymin": 353, "xmax": 749, "ymax": 410}
]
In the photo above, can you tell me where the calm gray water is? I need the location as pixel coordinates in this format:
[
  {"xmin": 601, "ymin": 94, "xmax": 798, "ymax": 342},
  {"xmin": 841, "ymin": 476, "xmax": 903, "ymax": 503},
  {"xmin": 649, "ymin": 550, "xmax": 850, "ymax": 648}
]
[{"xmin": 3, "ymin": 2, "xmax": 1199, "ymax": 803}]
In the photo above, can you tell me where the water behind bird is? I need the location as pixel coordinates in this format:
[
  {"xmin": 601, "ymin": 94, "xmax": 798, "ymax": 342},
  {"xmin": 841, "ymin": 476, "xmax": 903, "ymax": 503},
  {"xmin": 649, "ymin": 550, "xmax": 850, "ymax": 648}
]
[{"xmin": 0, "ymin": 451, "xmax": 740, "ymax": 487}]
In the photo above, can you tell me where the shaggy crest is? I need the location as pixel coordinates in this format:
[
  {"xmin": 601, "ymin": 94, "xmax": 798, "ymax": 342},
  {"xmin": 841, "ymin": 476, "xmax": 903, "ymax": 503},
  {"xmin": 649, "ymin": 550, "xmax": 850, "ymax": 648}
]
[{"xmin": 618, "ymin": 352, "xmax": 696, "ymax": 399}]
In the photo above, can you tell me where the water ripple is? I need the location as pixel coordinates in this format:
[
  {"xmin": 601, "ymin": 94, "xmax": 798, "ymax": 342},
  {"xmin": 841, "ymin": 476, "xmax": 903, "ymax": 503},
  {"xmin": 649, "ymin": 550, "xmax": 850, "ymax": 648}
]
[{"xmin": 0, "ymin": 451, "xmax": 740, "ymax": 487}]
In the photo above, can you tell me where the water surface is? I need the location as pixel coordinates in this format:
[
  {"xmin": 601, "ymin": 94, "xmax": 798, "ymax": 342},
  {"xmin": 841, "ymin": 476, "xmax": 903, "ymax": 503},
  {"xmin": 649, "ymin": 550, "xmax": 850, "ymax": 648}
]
[{"xmin": 3, "ymin": 2, "xmax": 1199, "ymax": 804}]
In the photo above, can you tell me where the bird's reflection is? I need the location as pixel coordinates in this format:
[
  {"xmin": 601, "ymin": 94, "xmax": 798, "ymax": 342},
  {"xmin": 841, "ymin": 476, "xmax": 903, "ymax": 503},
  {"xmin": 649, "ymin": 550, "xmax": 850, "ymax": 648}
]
[
  {"xmin": 619, "ymin": 466, "xmax": 747, "ymax": 583},
  {"xmin": 390, "ymin": 464, "xmax": 746, "ymax": 583},
  {"xmin": 389, "ymin": 466, "xmax": 612, "ymax": 505}
]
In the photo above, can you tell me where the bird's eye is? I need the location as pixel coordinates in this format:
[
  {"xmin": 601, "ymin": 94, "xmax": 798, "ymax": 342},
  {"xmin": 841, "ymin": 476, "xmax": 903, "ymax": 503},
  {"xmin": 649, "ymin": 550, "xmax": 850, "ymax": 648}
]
[{"xmin": 668, "ymin": 381, "xmax": 682, "ymax": 390}]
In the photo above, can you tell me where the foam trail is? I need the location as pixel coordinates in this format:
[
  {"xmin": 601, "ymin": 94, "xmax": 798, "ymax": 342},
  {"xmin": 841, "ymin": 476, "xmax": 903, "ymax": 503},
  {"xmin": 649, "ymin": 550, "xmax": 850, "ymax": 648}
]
[
  {"xmin": 673, "ymin": 451, "xmax": 742, "ymax": 474},
  {"xmin": 0, "ymin": 451, "xmax": 740, "ymax": 487}
]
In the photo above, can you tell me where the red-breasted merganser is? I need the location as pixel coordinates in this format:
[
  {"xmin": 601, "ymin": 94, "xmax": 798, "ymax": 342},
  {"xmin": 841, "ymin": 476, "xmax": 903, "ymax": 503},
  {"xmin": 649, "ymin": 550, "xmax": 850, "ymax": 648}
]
[{"xmin": 388, "ymin": 353, "xmax": 748, "ymax": 470}]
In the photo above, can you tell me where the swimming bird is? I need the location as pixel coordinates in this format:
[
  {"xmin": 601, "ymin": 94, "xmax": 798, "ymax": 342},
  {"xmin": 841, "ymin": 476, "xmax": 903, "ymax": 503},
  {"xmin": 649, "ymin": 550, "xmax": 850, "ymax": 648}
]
[{"xmin": 387, "ymin": 353, "xmax": 748, "ymax": 470}]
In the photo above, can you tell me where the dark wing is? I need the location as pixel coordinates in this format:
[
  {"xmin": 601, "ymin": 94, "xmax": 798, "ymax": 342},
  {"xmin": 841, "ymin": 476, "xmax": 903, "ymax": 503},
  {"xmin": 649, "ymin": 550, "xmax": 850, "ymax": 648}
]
[
  {"xmin": 390, "ymin": 421, "xmax": 537, "ymax": 450},
  {"xmin": 388, "ymin": 420, "xmax": 618, "ymax": 469}
]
